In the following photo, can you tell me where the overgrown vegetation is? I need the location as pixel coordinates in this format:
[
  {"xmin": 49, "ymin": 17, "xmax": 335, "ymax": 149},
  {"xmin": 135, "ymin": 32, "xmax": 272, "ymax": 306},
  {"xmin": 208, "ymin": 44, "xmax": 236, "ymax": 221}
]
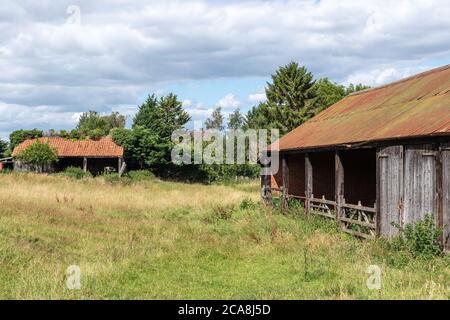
[
  {"xmin": 9, "ymin": 129, "xmax": 43, "ymax": 150},
  {"xmin": 391, "ymin": 214, "xmax": 444, "ymax": 259},
  {"xmin": 58, "ymin": 166, "xmax": 92, "ymax": 180},
  {"xmin": 0, "ymin": 173, "xmax": 447, "ymax": 299}
]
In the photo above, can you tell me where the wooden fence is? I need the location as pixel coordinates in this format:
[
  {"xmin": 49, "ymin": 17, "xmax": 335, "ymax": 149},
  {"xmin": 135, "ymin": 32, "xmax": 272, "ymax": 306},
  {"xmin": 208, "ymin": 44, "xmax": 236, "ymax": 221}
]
[{"xmin": 266, "ymin": 189, "xmax": 377, "ymax": 239}]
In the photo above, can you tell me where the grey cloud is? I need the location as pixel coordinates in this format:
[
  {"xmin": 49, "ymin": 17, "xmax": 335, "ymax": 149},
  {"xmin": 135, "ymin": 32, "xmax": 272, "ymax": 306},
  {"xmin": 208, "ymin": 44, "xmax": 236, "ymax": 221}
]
[{"xmin": 0, "ymin": 0, "xmax": 449, "ymax": 138}]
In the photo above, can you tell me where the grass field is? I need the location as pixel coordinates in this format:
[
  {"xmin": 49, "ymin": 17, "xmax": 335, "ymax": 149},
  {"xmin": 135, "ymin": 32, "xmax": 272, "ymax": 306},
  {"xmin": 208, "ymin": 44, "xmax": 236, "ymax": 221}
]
[{"xmin": 0, "ymin": 173, "xmax": 448, "ymax": 299}]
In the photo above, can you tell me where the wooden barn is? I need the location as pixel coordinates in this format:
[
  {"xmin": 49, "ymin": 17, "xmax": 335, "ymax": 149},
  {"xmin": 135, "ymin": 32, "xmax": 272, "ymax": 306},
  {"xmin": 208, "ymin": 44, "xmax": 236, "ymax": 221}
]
[
  {"xmin": 12, "ymin": 137, "xmax": 125, "ymax": 175},
  {"xmin": 262, "ymin": 65, "xmax": 450, "ymax": 250}
]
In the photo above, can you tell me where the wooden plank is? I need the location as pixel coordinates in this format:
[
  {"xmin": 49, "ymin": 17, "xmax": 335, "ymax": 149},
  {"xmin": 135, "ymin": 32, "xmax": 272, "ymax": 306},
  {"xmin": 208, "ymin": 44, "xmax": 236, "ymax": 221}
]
[
  {"xmin": 310, "ymin": 198, "xmax": 337, "ymax": 206},
  {"xmin": 311, "ymin": 210, "xmax": 335, "ymax": 219},
  {"xmin": 305, "ymin": 153, "xmax": 313, "ymax": 215},
  {"xmin": 404, "ymin": 144, "xmax": 436, "ymax": 225},
  {"xmin": 442, "ymin": 143, "xmax": 450, "ymax": 251},
  {"xmin": 342, "ymin": 228, "xmax": 375, "ymax": 240},
  {"xmin": 335, "ymin": 151, "xmax": 344, "ymax": 224},
  {"xmin": 83, "ymin": 157, "xmax": 88, "ymax": 173},
  {"xmin": 436, "ymin": 148, "xmax": 443, "ymax": 246},
  {"xmin": 378, "ymin": 146, "xmax": 403, "ymax": 238},
  {"xmin": 340, "ymin": 203, "xmax": 377, "ymax": 213},
  {"xmin": 288, "ymin": 195, "xmax": 307, "ymax": 200}
]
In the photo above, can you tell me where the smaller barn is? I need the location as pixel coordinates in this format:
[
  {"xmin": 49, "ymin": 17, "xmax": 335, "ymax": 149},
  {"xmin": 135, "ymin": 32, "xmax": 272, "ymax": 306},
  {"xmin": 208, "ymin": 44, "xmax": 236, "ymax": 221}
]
[{"xmin": 12, "ymin": 137, "xmax": 125, "ymax": 175}]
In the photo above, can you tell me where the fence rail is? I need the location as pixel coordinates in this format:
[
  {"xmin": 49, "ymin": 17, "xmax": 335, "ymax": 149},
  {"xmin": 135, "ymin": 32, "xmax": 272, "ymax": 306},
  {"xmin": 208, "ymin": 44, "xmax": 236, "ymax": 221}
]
[{"xmin": 265, "ymin": 187, "xmax": 377, "ymax": 240}]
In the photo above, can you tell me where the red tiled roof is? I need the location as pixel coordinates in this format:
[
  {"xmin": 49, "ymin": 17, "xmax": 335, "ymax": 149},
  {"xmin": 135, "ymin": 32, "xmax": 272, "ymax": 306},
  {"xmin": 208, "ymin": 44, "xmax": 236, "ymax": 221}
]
[
  {"xmin": 12, "ymin": 137, "xmax": 124, "ymax": 158},
  {"xmin": 272, "ymin": 65, "xmax": 450, "ymax": 152}
]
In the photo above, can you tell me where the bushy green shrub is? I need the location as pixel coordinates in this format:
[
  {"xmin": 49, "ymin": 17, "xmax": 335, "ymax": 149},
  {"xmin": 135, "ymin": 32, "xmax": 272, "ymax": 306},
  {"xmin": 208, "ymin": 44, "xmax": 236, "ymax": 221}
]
[
  {"xmin": 9, "ymin": 129, "xmax": 43, "ymax": 150},
  {"xmin": 60, "ymin": 166, "xmax": 92, "ymax": 180},
  {"xmin": 392, "ymin": 214, "xmax": 443, "ymax": 259},
  {"xmin": 15, "ymin": 141, "xmax": 58, "ymax": 165}
]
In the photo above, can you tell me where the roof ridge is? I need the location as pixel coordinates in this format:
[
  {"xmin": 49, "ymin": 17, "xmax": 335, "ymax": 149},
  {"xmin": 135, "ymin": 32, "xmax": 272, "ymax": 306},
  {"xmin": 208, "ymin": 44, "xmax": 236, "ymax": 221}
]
[{"xmin": 348, "ymin": 64, "xmax": 450, "ymax": 97}]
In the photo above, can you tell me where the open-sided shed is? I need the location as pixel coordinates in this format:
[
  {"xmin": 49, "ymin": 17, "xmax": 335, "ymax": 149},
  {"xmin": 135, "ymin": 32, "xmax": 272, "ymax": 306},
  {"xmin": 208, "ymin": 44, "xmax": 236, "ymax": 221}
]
[
  {"xmin": 263, "ymin": 65, "xmax": 450, "ymax": 249},
  {"xmin": 12, "ymin": 137, "xmax": 125, "ymax": 175}
]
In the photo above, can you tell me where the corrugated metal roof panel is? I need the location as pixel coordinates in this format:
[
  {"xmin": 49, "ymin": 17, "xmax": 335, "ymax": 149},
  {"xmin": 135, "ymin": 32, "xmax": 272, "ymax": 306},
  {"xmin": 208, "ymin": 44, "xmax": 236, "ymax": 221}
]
[{"xmin": 274, "ymin": 65, "xmax": 450, "ymax": 151}]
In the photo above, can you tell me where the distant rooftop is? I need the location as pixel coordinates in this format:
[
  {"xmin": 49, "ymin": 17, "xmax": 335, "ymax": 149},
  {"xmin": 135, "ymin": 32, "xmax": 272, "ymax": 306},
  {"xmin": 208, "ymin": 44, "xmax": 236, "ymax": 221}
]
[{"xmin": 12, "ymin": 137, "xmax": 124, "ymax": 158}]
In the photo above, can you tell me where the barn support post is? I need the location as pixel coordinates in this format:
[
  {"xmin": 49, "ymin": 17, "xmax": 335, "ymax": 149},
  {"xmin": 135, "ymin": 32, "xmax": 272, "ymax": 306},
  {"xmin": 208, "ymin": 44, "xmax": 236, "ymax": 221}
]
[
  {"xmin": 335, "ymin": 151, "xmax": 344, "ymax": 225},
  {"xmin": 436, "ymin": 146, "xmax": 443, "ymax": 247},
  {"xmin": 118, "ymin": 157, "xmax": 123, "ymax": 173},
  {"xmin": 375, "ymin": 148, "xmax": 381, "ymax": 237},
  {"xmin": 305, "ymin": 153, "xmax": 313, "ymax": 215},
  {"xmin": 442, "ymin": 143, "xmax": 450, "ymax": 252},
  {"xmin": 260, "ymin": 170, "xmax": 272, "ymax": 204},
  {"xmin": 281, "ymin": 154, "xmax": 289, "ymax": 211},
  {"xmin": 83, "ymin": 157, "xmax": 88, "ymax": 173}
]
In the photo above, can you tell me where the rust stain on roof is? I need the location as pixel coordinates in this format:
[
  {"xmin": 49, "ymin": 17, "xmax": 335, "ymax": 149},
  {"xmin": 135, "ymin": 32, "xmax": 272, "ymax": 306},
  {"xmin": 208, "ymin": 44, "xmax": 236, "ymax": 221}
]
[
  {"xmin": 12, "ymin": 137, "xmax": 124, "ymax": 157},
  {"xmin": 274, "ymin": 65, "xmax": 450, "ymax": 151}
]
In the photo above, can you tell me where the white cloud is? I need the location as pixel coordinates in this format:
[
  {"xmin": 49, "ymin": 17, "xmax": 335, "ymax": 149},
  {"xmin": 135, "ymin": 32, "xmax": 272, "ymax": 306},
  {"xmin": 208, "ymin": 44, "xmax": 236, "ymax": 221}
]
[
  {"xmin": 217, "ymin": 94, "xmax": 240, "ymax": 109},
  {"xmin": 344, "ymin": 67, "xmax": 419, "ymax": 86},
  {"xmin": 247, "ymin": 88, "xmax": 267, "ymax": 104},
  {"xmin": 182, "ymin": 99, "xmax": 193, "ymax": 108}
]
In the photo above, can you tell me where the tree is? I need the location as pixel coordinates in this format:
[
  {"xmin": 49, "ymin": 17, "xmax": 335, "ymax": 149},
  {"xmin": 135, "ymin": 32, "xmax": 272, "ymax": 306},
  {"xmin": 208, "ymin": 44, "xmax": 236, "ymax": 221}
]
[
  {"xmin": 133, "ymin": 94, "xmax": 190, "ymax": 138},
  {"xmin": 125, "ymin": 93, "xmax": 190, "ymax": 168},
  {"xmin": 0, "ymin": 139, "xmax": 8, "ymax": 158},
  {"xmin": 264, "ymin": 61, "xmax": 317, "ymax": 135},
  {"xmin": 112, "ymin": 127, "xmax": 159, "ymax": 169},
  {"xmin": 205, "ymin": 107, "xmax": 224, "ymax": 131},
  {"xmin": 345, "ymin": 83, "xmax": 371, "ymax": 95},
  {"xmin": 312, "ymin": 78, "xmax": 346, "ymax": 114},
  {"xmin": 244, "ymin": 103, "xmax": 274, "ymax": 131},
  {"xmin": 9, "ymin": 129, "xmax": 43, "ymax": 150},
  {"xmin": 227, "ymin": 108, "xmax": 245, "ymax": 130},
  {"xmin": 76, "ymin": 110, "xmax": 125, "ymax": 138},
  {"xmin": 15, "ymin": 141, "xmax": 58, "ymax": 165}
]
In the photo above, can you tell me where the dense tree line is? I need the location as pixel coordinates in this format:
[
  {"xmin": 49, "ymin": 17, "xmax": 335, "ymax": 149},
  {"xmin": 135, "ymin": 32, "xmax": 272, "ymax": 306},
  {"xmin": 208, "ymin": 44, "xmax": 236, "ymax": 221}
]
[{"xmin": 4, "ymin": 61, "xmax": 368, "ymax": 182}]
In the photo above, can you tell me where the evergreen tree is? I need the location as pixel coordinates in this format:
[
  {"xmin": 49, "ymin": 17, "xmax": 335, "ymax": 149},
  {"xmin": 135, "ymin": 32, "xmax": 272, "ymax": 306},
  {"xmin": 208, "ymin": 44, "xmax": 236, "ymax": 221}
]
[
  {"xmin": 264, "ymin": 61, "xmax": 317, "ymax": 135},
  {"xmin": 133, "ymin": 93, "xmax": 190, "ymax": 139},
  {"xmin": 120, "ymin": 93, "xmax": 191, "ymax": 168}
]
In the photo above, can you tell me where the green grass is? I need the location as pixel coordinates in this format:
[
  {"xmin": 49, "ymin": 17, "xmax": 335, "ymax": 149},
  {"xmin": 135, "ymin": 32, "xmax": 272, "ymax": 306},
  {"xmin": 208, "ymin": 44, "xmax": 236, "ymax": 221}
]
[{"xmin": 0, "ymin": 173, "xmax": 448, "ymax": 299}]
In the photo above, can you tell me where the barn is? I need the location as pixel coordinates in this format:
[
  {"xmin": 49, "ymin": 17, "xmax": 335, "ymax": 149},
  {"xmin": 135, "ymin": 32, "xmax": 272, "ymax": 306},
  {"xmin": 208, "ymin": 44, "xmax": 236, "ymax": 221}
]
[
  {"xmin": 262, "ymin": 65, "xmax": 450, "ymax": 250},
  {"xmin": 12, "ymin": 136, "xmax": 125, "ymax": 175}
]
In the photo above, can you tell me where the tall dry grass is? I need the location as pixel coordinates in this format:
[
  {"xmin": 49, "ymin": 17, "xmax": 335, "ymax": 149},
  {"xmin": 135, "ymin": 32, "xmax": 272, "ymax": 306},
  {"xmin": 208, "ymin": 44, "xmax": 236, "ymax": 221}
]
[{"xmin": 0, "ymin": 172, "xmax": 448, "ymax": 300}]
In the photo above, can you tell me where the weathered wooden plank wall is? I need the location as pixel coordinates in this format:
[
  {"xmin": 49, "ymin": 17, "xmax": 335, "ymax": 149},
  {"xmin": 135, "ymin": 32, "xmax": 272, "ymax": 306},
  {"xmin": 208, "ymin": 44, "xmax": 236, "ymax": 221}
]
[
  {"xmin": 442, "ymin": 143, "xmax": 450, "ymax": 251},
  {"xmin": 378, "ymin": 146, "xmax": 403, "ymax": 238},
  {"xmin": 403, "ymin": 145, "xmax": 437, "ymax": 225}
]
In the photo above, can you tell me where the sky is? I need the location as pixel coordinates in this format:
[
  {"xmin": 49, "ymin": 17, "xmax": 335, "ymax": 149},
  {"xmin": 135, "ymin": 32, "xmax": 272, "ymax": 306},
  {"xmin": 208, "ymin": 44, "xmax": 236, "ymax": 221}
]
[{"xmin": 0, "ymin": 0, "xmax": 449, "ymax": 140}]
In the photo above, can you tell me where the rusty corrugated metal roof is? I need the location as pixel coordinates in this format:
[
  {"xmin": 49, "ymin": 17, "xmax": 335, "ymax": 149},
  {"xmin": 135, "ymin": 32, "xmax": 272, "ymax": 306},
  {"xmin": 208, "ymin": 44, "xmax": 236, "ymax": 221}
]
[
  {"xmin": 12, "ymin": 137, "xmax": 124, "ymax": 157},
  {"xmin": 273, "ymin": 65, "xmax": 450, "ymax": 152}
]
